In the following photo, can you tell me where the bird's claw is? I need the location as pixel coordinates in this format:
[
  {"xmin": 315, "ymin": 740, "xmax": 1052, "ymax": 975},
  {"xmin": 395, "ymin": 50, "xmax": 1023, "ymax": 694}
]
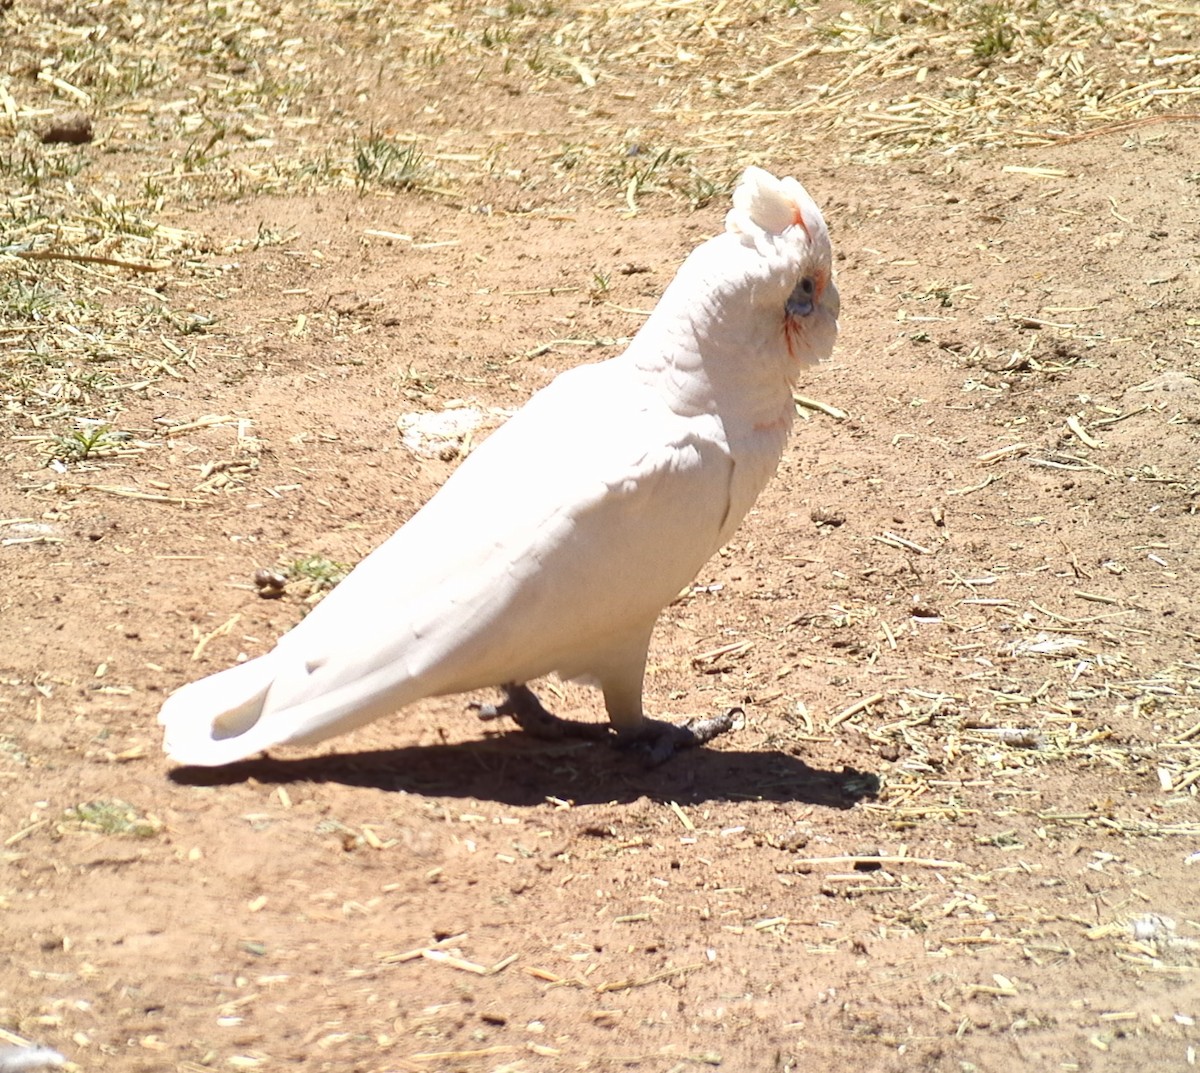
[
  {"xmin": 472, "ymin": 701, "xmax": 509, "ymax": 723},
  {"xmin": 472, "ymin": 685, "xmax": 609, "ymax": 741},
  {"xmin": 474, "ymin": 688, "xmax": 741, "ymax": 761},
  {"xmin": 618, "ymin": 706, "xmax": 742, "ymax": 767}
]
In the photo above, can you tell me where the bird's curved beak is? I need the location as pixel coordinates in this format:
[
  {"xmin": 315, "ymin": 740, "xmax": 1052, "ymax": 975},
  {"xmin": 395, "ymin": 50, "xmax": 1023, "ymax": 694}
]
[{"xmin": 822, "ymin": 279, "xmax": 841, "ymax": 323}]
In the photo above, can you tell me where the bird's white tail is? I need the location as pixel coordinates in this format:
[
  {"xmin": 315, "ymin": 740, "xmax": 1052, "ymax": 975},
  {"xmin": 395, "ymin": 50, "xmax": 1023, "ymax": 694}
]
[{"xmin": 159, "ymin": 655, "xmax": 289, "ymax": 766}]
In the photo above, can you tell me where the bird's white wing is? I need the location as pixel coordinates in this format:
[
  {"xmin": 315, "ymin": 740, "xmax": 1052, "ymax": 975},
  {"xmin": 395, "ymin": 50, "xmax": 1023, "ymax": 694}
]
[{"xmin": 161, "ymin": 357, "xmax": 733, "ymax": 764}]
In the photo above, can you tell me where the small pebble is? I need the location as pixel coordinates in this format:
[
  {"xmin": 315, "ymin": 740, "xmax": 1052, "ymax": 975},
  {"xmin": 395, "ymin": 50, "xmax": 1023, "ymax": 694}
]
[
  {"xmin": 40, "ymin": 112, "xmax": 93, "ymax": 145},
  {"xmin": 253, "ymin": 568, "xmax": 287, "ymax": 597}
]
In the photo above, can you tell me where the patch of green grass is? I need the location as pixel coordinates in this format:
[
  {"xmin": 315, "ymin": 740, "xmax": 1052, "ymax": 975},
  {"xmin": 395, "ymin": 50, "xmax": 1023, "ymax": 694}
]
[
  {"xmin": 610, "ymin": 145, "xmax": 686, "ymax": 193},
  {"xmin": 1027, "ymin": 14, "xmax": 1055, "ymax": 49},
  {"xmin": 46, "ymin": 423, "xmax": 130, "ymax": 462},
  {"xmin": 525, "ymin": 43, "xmax": 546, "ymax": 73},
  {"xmin": 684, "ymin": 168, "xmax": 724, "ymax": 210},
  {"xmin": 0, "ymin": 146, "xmax": 85, "ymax": 190},
  {"xmin": 288, "ymin": 555, "xmax": 351, "ymax": 593},
  {"xmin": 63, "ymin": 799, "xmax": 163, "ymax": 838},
  {"xmin": 605, "ymin": 145, "xmax": 689, "ymax": 206},
  {"xmin": 0, "ymin": 277, "xmax": 168, "ymax": 414},
  {"xmin": 0, "ymin": 736, "xmax": 28, "ymax": 767},
  {"xmin": 972, "ymin": 3, "xmax": 1016, "ymax": 60},
  {"xmin": 110, "ymin": 55, "xmax": 167, "ymax": 96},
  {"xmin": 0, "ymin": 280, "xmax": 62, "ymax": 320},
  {"xmin": 603, "ymin": 146, "xmax": 726, "ymax": 209},
  {"xmin": 396, "ymin": 364, "xmax": 439, "ymax": 396},
  {"xmin": 479, "ymin": 24, "xmax": 514, "ymax": 49},
  {"xmin": 181, "ymin": 123, "xmax": 229, "ymax": 171},
  {"xmin": 90, "ymin": 196, "xmax": 160, "ymax": 238},
  {"xmin": 294, "ymin": 147, "xmax": 339, "ymax": 185},
  {"xmin": 252, "ymin": 222, "xmax": 298, "ymax": 250},
  {"xmin": 812, "ymin": 20, "xmax": 849, "ymax": 40},
  {"xmin": 978, "ymin": 830, "xmax": 1024, "ymax": 849},
  {"xmin": 419, "ymin": 44, "xmax": 446, "ymax": 67},
  {"xmin": 142, "ymin": 174, "xmax": 166, "ymax": 202},
  {"xmin": 506, "ymin": 0, "xmax": 558, "ymax": 16},
  {"xmin": 353, "ymin": 135, "xmax": 426, "ymax": 194}
]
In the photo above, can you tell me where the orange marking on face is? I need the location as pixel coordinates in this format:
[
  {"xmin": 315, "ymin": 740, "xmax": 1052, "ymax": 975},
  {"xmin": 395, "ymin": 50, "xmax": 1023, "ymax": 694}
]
[
  {"xmin": 791, "ymin": 203, "xmax": 811, "ymax": 240},
  {"xmin": 784, "ymin": 315, "xmax": 800, "ymax": 363}
]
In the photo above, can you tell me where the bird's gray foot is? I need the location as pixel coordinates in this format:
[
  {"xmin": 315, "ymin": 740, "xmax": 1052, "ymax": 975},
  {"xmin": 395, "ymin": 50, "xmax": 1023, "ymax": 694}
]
[
  {"xmin": 616, "ymin": 707, "xmax": 741, "ymax": 767},
  {"xmin": 474, "ymin": 684, "xmax": 610, "ymax": 742}
]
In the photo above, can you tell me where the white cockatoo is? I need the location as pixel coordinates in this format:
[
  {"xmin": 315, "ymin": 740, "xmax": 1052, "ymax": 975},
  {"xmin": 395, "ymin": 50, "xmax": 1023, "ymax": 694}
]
[{"xmin": 160, "ymin": 166, "xmax": 840, "ymax": 767}]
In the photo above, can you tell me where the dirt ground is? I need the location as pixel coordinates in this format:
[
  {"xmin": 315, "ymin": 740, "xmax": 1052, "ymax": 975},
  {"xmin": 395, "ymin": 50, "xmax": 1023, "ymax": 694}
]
[{"xmin": 2, "ymin": 1, "xmax": 1199, "ymax": 1070}]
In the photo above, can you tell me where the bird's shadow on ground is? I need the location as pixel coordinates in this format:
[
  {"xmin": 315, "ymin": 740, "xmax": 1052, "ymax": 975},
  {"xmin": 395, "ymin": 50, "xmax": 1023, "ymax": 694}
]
[{"xmin": 169, "ymin": 733, "xmax": 879, "ymax": 810}]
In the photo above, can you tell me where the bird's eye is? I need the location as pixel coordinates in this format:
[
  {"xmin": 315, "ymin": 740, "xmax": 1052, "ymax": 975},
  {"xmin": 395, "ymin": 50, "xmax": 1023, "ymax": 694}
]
[{"xmin": 785, "ymin": 276, "xmax": 816, "ymax": 319}]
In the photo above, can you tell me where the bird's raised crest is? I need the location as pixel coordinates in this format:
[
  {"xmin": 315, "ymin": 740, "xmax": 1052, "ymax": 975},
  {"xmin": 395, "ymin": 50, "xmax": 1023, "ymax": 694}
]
[{"xmin": 725, "ymin": 165, "xmax": 816, "ymax": 242}]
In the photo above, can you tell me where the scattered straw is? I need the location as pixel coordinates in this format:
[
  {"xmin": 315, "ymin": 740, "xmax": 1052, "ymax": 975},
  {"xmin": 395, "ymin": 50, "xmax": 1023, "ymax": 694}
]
[
  {"xmin": 191, "ymin": 614, "xmax": 242, "ymax": 662},
  {"xmin": 378, "ymin": 933, "xmax": 469, "ymax": 965},
  {"xmin": 794, "ymin": 394, "xmax": 848, "ymax": 420},
  {"xmin": 828, "ymin": 692, "xmax": 884, "ymax": 729},
  {"xmin": 595, "ymin": 961, "xmax": 708, "ymax": 994},
  {"xmin": 667, "ymin": 801, "xmax": 695, "ymax": 831},
  {"xmin": 872, "ymin": 531, "xmax": 935, "ymax": 555}
]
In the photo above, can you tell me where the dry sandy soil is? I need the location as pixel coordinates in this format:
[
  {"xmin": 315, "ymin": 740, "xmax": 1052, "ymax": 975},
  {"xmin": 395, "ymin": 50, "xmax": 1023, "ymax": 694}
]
[{"xmin": 2, "ymin": 1, "xmax": 1200, "ymax": 1070}]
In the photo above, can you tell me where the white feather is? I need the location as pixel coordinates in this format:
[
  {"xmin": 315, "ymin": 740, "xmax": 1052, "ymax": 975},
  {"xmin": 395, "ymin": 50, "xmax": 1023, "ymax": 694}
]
[
  {"xmin": 159, "ymin": 167, "xmax": 840, "ymax": 766},
  {"xmin": 0, "ymin": 1047, "xmax": 67, "ymax": 1073}
]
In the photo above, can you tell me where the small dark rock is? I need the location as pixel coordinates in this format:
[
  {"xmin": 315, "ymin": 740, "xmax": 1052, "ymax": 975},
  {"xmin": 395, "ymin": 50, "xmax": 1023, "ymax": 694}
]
[
  {"xmin": 40, "ymin": 111, "xmax": 94, "ymax": 145},
  {"xmin": 810, "ymin": 507, "xmax": 845, "ymax": 528},
  {"xmin": 775, "ymin": 828, "xmax": 809, "ymax": 853},
  {"xmin": 253, "ymin": 568, "xmax": 287, "ymax": 597}
]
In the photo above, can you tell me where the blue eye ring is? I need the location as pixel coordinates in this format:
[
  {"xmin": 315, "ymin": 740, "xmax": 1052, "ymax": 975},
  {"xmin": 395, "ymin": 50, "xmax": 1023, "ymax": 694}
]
[{"xmin": 786, "ymin": 277, "xmax": 816, "ymax": 318}]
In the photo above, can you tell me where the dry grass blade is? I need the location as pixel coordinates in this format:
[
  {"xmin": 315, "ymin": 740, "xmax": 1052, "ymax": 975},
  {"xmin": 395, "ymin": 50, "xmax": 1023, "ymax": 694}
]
[
  {"xmin": 595, "ymin": 962, "xmax": 708, "ymax": 994},
  {"xmin": 828, "ymin": 692, "xmax": 885, "ymax": 729},
  {"xmin": 12, "ymin": 248, "xmax": 167, "ymax": 272},
  {"xmin": 790, "ymin": 855, "xmax": 966, "ymax": 870},
  {"xmin": 378, "ymin": 934, "xmax": 469, "ymax": 964},
  {"xmin": 191, "ymin": 615, "xmax": 241, "ymax": 662}
]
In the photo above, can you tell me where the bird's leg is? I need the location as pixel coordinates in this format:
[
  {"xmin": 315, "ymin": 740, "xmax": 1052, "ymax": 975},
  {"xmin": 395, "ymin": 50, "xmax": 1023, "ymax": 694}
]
[
  {"xmin": 613, "ymin": 708, "xmax": 742, "ymax": 767},
  {"xmin": 474, "ymin": 683, "xmax": 610, "ymax": 741},
  {"xmin": 598, "ymin": 652, "xmax": 740, "ymax": 766}
]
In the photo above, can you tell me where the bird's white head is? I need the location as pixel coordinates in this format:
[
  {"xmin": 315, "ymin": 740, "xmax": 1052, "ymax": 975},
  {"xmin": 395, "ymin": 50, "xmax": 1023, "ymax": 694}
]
[
  {"xmin": 625, "ymin": 166, "xmax": 839, "ymax": 420},
  {"xmin": 723, "ymin": 166, "xmax": 839, "ymax": 373}
]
